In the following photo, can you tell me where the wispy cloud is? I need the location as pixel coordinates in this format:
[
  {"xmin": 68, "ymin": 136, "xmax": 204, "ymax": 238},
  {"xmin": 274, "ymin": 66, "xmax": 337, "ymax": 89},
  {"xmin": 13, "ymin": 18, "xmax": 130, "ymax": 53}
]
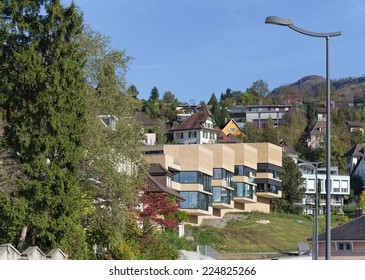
[
  {"xmin": 132, "ymin": 64, "xmax": 168, "ymax": 70},
  {"xmin": 138, "ymin": 8, "xmax": 182, "ymax": 15}
]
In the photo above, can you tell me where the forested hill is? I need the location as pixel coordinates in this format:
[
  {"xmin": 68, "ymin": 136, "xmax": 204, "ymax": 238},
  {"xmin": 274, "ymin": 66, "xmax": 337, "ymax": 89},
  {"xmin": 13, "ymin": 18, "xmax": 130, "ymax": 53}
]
[{"xmin": 269, "ymin": 75, "xmax": 365, "ymax": 103}]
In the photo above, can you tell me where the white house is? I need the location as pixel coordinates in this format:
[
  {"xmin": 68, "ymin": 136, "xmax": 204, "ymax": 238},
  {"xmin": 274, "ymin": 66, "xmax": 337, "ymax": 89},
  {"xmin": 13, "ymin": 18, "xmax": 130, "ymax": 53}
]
[{"xmin": 170, "ymin": 110, "xmax": 218, "ymax": 145}]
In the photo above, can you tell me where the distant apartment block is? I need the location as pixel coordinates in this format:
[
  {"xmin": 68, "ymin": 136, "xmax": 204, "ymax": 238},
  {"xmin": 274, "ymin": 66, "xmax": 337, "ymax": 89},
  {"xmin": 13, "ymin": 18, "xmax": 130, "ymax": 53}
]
[
  {"xmin": 227, "ymin": 104, "xmax": 292, "ymax": 128},
  {"xmin": 299, "ymin": 165, "xmax": 350, "ymax": 214},
  {"xmin": 142, "ymin": 143, "xmax": 282, "ymax": 225}
]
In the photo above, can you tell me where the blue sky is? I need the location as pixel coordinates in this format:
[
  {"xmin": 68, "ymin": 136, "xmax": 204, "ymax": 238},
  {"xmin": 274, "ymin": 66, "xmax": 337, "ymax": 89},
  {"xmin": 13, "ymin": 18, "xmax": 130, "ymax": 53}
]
[{"xmin": 62, "ymin": 0, "xmax": 365, "ymax": 103}]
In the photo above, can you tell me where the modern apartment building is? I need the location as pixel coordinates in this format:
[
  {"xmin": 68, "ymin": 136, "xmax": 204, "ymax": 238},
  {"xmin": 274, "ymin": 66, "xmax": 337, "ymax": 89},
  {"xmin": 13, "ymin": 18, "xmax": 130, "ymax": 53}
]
[
  {"xmin": 227, "ymin": 104, "xmax": 292, "ymax": 127},
  {"xmin": 299, "ymin": 165, "xmax": 350, "ymax": 214},
  {"xmin": 142, "ymin": 143, "xmax": 282, "ymax": 225}
]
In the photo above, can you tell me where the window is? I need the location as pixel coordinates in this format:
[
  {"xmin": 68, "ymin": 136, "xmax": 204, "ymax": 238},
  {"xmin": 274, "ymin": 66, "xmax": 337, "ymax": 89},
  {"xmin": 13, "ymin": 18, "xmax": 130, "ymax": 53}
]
[
  {"xmin": 188, "ymin": 131, "xmax": 197, "ymax": 138},
  {"xmin": 213, "ymin": 168, "xmax": 233, "ymax": 187},
  {"xmin": 341, "ymin": 180, "xmax": 349, "ymax": 193},
  {"xmin": 333, "ymin": 180, "xmax": 340, "ymax": 192},
  {"xmin": 233, "ymin": 182, "xmax": 255, "ymax": 198},
  {"xmin": 228, "ymin": 128, "xmax": 236, "ymax": 133},
  {"xmin": 179, "ymin": 192, "xmax": 211, "ymax": 211},
  {"xmin": 234, "ymin": 165, "xmax": 256, "ymax": 177},
  {"xmin": 337, "ymin": 243, "xmax": 352, "ymax": 252},
  {"xmin": 307, "ymin": 179, "xmax": 315, "ymax": 192},
  {"xmin": 173, "ymin": 171, "xmax": 212, "ymax": 192},
  {"xmin": 212, "ymin": 187, "xmax": 231, "ymax": 204}
]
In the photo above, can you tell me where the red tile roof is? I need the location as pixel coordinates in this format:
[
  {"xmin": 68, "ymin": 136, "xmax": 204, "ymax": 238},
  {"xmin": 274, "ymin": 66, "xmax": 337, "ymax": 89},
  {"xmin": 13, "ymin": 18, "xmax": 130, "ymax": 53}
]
[{"xmin": 170, "ymin": 110, "xmax": 215, "ymax": 131}]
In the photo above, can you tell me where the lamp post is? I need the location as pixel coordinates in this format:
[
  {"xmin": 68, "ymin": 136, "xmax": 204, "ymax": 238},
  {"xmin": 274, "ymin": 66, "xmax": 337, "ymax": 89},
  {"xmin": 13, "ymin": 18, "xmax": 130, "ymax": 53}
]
[
  {"xmin": 298, "ymin": 160, "xmax": 322, "ymax": 260},
  {"xmin": 265, "ymin": 16, "xmax": 341, "ymax": 260}
]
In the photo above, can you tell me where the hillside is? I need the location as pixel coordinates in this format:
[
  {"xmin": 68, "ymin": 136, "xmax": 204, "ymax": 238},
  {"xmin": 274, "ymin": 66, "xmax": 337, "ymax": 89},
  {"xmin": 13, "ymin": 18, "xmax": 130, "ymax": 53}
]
[
  {"xmin": 269, "ymin": 75, "xmax": 365, "ymax": 102},
  {"xmin": 188, "ymin": 212, "xmax": 343, "ymax": 259}
]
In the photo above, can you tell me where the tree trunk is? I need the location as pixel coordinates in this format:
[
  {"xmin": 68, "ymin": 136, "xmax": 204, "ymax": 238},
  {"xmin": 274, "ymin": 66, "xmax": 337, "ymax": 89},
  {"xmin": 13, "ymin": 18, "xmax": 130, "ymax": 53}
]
[{"xmin": 17, "ymin": 225, "xmax": 27, "ymax": 252}]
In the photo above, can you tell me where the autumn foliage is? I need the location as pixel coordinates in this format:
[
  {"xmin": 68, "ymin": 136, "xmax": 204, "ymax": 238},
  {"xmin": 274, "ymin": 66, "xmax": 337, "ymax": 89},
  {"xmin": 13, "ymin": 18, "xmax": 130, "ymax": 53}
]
[{"xmin": 140, "ymin": 193, "xmax": 181, "ymax": 231}]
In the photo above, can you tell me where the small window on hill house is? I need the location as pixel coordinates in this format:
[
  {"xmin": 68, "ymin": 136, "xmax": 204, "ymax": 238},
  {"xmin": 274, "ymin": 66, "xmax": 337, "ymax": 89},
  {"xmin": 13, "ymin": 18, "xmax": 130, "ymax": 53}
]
[
  {"xmin": 228, "ymin": 128, "xmax": 236, "ymax": 133},
  {"xmin": 337, "ymin": 243, "xmax": 352, "ymax": 251}
]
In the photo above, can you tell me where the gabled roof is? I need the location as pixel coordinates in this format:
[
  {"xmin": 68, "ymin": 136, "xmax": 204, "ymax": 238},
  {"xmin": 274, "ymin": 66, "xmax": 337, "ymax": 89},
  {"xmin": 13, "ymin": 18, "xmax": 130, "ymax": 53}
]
[
  {"xmin": 170, "ymin": 110, "xmax": 215, "ymax": 131},
  {"xmin": 147, "ymin": 163, "xmax": 183, "ymax": 200},
  {"xmin": 317, "ymin": 108, "xmax": 327, "ymax": 114},
  {"xmin": 343, "ymin": 144, "xmax": 365, "ymax": 158},
  {"xmin": 147, "ymin": 175, "xmax": 184, "ymax": 201},
  {"xmin": 280, "ymin": 140, "xmax": 300, "ymax": 158},
  {"xmin": 215, "ymin": 125, "xmax": 240, "ymax": 143},
  {"xmin": 316, "ymin": 215, "xmax": 365, "ymax": 241},
  {"xmin": 346, "ymin": 121, "xmax": 364, "ymax": 128},
  {"xmin": 309, "ymin": 121, "xmax": 326, "ymax": 135},
  {"xmin": 148, "ymin": 163, "xmax": 173, "ymax": 177},
  {"xmin": 222, "ymin": 119, "xmax": 244, "ymax": 135},
  {"xmin": 135, "ymin": 111, "xmax": 156, "ymax": 127}
]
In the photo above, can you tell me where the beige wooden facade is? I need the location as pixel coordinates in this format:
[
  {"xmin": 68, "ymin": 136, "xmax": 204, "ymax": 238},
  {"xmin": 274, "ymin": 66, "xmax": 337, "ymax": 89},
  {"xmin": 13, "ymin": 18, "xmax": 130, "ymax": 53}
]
[{"xmin": 142, "ymin": 143, "xmax": 282, "ymax": 225}]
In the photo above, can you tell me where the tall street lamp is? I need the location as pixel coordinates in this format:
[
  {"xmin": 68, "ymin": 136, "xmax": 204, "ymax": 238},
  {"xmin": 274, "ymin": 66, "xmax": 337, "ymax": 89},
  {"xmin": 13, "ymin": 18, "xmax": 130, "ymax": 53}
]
[
  {"xmin": 265, "ymin": 16, "xmax": 341, "ymax": 260},
  {"xmin": 298, "ymin": 160, "xmax": 322, "ymax": 260}
]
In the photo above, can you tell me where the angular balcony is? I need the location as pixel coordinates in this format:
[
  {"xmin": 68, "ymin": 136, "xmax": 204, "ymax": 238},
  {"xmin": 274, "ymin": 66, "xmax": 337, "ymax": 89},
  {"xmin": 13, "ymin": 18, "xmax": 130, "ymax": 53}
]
[
  {"xmin": 212, "ymin": 187, "xmax": 234, "ymax": 209},
  {"xmin": 256, "ymin": 179, "xmax": 282, "ymax": 199},
  {"xmin": 233, "ymin": 182, "xmax": 256, "ymax": 203}
]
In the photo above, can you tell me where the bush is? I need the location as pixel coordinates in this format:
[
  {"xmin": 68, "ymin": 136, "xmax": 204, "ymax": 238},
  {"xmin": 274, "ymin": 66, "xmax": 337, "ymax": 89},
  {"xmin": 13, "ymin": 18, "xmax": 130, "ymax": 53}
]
[
  {"xmin": 343, "ymin": 205, "xmax": 357, "ymax": 218},
  {"xmin": 137, "ymin": 235, "xmax": 179, "ymax": 260}
]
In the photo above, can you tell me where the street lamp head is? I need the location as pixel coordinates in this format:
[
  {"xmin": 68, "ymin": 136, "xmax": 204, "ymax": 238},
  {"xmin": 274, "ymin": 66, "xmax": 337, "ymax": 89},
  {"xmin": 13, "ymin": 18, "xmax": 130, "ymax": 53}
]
[
  {"xmin": 265, "ymin": 16, "xmax": 292, "ymax": 26},
  {"xmin": 265, "ymin": 16, "xmax": 341, "ymax": 38}
]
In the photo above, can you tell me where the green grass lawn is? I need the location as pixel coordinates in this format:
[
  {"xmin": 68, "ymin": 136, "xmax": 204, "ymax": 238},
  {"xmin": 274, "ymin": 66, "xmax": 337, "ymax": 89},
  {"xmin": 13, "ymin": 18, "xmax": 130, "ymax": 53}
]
[{"xmin": 188, "ymin": 212, "xmax": 343, "ymax": 253}]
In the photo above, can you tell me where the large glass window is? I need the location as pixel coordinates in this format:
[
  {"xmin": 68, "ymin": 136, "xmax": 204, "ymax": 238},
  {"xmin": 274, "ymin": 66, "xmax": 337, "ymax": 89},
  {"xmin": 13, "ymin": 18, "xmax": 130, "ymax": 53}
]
[
  {"xmin": 233, "ymin": 182, "xmax": 255, "ymax": 198},
  {"xmin": 179, "ymin": 192, "xmax": 211, "ymax": 211},
  {"xmin": 257, "ymin": 163, "xmax": 281, "ymax": 179},
  {"xmin": 234, "ymin": 165, "xmax": 256, "ymax": 177},
  {"xmin": 257, "ymin": 183, "xmax": 279, "ymax": 194},
  {"xmin": 213, "ymin": 168, "xmax": 233, "ymax": 187},
  {"xmin": 173, "ymin": 171, "xmax": 212, "ymax": 192},
  {"xmin": 212, "ymin": 187, "xmax": 231, "ymax": 204}
]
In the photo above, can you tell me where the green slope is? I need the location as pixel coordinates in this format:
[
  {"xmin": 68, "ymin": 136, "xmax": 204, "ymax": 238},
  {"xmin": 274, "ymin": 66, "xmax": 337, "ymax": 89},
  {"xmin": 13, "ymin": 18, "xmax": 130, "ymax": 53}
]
[{"xmin": 189, "ymin": 212, "xmax": 343, "ymax": 254}]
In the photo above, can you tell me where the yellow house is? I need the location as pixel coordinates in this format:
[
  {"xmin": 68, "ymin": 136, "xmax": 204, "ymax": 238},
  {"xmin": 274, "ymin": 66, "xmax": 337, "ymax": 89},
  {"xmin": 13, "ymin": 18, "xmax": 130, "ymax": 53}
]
[{"xmin": 222, "ymin": 119, "xmax": 245, "ymax": 137}]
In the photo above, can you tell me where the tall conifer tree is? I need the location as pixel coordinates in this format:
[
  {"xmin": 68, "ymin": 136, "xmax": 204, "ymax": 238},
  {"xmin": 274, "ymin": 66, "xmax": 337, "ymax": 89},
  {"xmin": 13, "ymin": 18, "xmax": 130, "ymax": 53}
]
[{"xmin": 0, "ymin": 0, "xmax": 87, "ymax": 258}]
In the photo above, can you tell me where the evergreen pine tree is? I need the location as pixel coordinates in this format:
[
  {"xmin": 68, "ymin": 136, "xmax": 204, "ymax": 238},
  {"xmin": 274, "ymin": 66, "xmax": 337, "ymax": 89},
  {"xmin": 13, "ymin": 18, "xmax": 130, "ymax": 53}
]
[{"xmin": 0, "ymin": 0, "xmax": 88, "ymax": 258}]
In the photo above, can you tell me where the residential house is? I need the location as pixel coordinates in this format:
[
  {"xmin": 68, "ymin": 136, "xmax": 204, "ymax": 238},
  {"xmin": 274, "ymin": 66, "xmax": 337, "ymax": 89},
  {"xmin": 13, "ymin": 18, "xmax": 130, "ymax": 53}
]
[
  {"xmin": 142, "ymin": 142, "xmax": 282, "ymax": 225},
  {"xmin": 99, "ymin": 114, "xmax": 118, "ymax": 130},
  {"xmin": 316, "ymin": 108, "xmax": 327, "ymax": 121},
  {"xmin": 170, "ymin": 110, "xmax": 218, "ymax": 144},
  {"xmin": 280, "ymin": 139, "xmax": 299, "ymax": 162},
  {"xmin": 346, "ymin": 121, "xmax": 364, "ymax": 134},
  {"xmin": 221, "ymin": 119, "xmax": 245, "ymax": 138},
  {"xmin": 343, "ymin": 144, "xmax": 365, "ymax": 174},
  {"xmin": 307, "ymin": 108, "xmax": 329, "ymax": 149},
  {"xmin": 146, "ymin": 163, "xmax": 184, "ymax": 201},
  {"xmin": 299, "ymin": 164, "xmax": 350, "ymax": 215},
  {"xmin": 215, "ymin": 125, "xmax": 240, "ymax": 144},
  {"xmin": 315, "ymin": 214, "xmax": 365, "ymax": 260},
  {"xmin": 135, "ymin": 111, "xmax": 157, "ymax": 146},
  {"xmin": 307, "ymin": 121, "xmax": 326, "ymax": 149},
  {"xmin": 144, "ymin": 163, "xmax": 185, "ymax": 236}
]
